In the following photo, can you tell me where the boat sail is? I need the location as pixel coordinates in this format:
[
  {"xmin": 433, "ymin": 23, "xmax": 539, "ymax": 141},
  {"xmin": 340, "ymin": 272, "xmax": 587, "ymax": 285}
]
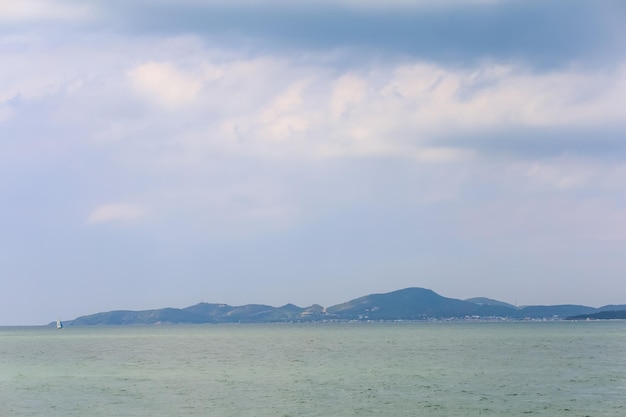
[{"xmin": 56, "ymin": 318, "xmax": 63, "ymax": 329}]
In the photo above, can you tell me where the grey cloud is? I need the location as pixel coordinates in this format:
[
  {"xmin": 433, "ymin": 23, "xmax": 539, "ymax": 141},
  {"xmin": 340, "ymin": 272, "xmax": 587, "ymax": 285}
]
[
  {"xmin": 433, "ymin": 127, "xmax": 626, "ymax": 159},
  {"xmin": 98, "ymin": 0, "xmax": 626, "ymax": 69}
]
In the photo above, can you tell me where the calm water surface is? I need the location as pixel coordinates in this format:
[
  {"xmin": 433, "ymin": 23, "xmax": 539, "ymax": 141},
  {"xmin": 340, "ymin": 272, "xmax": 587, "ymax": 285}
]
[{"xmin": 1, "ymin": 322, "xmax": 624, "ymax": 416}]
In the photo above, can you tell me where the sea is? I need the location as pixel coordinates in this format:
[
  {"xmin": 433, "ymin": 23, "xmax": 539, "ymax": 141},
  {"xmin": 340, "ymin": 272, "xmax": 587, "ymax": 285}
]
[{"xmin": 1, "ymin": 321, "xmax": 624, "ymax": 417}]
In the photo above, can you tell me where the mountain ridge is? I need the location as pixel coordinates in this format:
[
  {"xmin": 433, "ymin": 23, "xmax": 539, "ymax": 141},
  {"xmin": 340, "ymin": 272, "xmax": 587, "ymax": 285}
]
[{"xmin": 61, "ymin": 287, "xmax": 626, "ymax": 325}]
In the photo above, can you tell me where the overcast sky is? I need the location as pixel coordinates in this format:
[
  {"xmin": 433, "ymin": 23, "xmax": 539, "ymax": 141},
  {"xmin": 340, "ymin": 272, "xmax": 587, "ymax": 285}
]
[{"xmin": 2, "ymin": 0, "xmax": 626, "ymax": 325}]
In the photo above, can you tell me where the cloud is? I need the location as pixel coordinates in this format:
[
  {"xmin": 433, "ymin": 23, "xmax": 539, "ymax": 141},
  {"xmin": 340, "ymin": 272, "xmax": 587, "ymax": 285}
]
[
  {"xmin": 88, "ymin": 203, "xmax": 145, "ymax": 224},
  {"xmin": 128, "ymin": 62, "xmax": 202, "ymax": 108},
  {"xmin": 99, "ymin": 0, "xmax": 626, "ymax": 69},
  {"xmin": 3, "ymin": 29, "xmax": 624, "ymax": 168},
  {"xmin": 0, "ymin": 0, "xmax": 93, "ymax": 22},
  {"xmin": 330, "ymin": 74, "xmax": 366, "ymax": 119},
  {"xmin": 191, "ymin": 58, "xmax": 626, "ymax": 161}
]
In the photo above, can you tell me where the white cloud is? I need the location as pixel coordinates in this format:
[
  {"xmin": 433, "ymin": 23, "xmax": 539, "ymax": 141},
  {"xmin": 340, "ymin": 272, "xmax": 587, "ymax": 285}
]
[
  {"xmin": 330, "ymin": 74, "xmax": 366, "ymax": 119},
  {"xmin": 523, "ymin": 161, "xmax": 591, "ymax": 190},
  {"xmin": 199, "ymin": 59, "xmax": 626, "ymax": 161},
  {"xmin": 9, "ymin": 33, "xmax": 615, "ymax": 168},
  {"xmin": 88, "ymin": 203, "xmax": 145, "ymax": 224},
  {"xmin": 259, "ymin": 80, "xmax": 311, "ymax": 141},
  {"xmin": 378, "ymin": 62, "xmax": 626, "ymax": 132},
  {"xmin": 128, "ymin": 62, "xmax": 202, "ymax": 108},
  {"xmin": 0, "ymin": 0, "xmax": 93, "ymax": 22}
]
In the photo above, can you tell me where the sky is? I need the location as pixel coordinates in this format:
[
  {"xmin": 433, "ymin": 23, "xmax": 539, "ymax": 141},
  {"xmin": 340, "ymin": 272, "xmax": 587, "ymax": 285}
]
[{"xmin": 1, "ymin": 0, "xmax": 626, "ymax": 325}]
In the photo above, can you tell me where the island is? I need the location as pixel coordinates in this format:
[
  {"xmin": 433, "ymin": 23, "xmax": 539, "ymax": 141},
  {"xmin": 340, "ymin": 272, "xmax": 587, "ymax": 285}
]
[{"xmin": 57, "ymin": 287, "xmax": 626, "ymax": 325}]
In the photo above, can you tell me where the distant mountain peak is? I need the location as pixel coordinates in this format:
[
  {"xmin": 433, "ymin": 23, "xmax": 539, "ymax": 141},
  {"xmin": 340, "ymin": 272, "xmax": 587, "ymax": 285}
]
[{"xmin": 465, "ymin": 297, "xmax": 517, "ymax": 309}]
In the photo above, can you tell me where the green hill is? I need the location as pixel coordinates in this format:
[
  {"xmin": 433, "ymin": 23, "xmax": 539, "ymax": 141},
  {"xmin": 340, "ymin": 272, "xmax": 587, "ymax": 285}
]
[{"xmin": 566, "ymin": 310, "xmax": 626, "ymax": 320}]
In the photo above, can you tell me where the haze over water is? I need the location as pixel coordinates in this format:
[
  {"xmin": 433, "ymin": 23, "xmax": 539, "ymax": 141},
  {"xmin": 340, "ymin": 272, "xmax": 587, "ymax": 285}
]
[{"xmin": 1, "ymin": 321, "xmax": 624, "ymax": 416}]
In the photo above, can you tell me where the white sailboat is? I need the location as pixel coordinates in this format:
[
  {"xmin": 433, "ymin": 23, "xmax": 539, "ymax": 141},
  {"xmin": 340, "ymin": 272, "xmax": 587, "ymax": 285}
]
[{"xmin": 56, "ymin": 318, "xmax": 63, "ymax": 329}]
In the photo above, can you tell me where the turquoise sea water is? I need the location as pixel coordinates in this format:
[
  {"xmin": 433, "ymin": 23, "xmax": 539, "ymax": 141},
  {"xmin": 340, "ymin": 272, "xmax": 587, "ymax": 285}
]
[{"xmin": 1, "ymin": 322, "xmax": 624, "ymax": 416}]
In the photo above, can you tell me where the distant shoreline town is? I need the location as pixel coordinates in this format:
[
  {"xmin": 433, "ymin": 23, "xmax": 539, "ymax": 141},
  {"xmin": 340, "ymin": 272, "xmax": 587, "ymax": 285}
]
[{"xmin": 57, "ymin": 287, "xmax": 626, "ymax": 326}]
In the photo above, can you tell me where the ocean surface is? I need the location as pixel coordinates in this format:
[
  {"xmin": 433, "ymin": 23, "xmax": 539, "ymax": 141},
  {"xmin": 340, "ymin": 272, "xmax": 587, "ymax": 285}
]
[{"xmin": 1, "ymin": 321, "xmax": 624, "ymax": 417}]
